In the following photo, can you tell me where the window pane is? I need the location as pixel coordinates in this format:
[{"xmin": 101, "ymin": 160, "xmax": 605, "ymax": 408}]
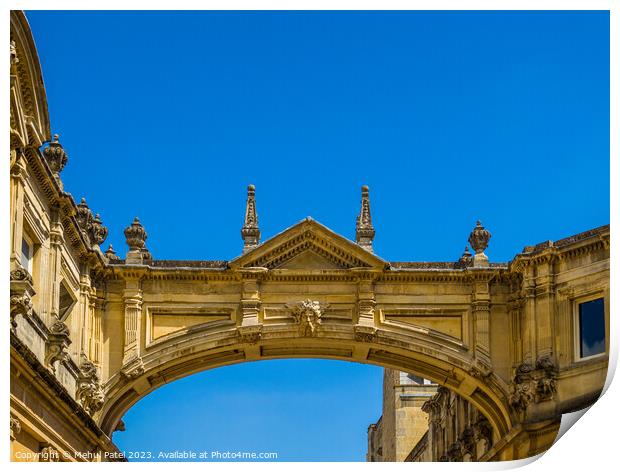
[
  {"xmin": 579, "ymin": 298, "xmax": 605, "ymax": 358},
  {"xmin": 21, "ymin": 238, "xmax": 31, "ymax": 271},
  {"xmin": 58, "ymin": 283, "xmax": 76, "ymax": 321}
]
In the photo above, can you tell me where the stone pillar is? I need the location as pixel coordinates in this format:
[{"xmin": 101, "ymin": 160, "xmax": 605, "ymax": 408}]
[
  {"xmin": 471, "ymin": 276, "xmax": 491, "ymax": 366},
  {"xmin": 75, "ymin": 259, "xmax": 92, "ymax": 358},
  {"xmin": 92, "ymin": 285, "xmax": 105, "ymax": 365},
  {"xmin": 122, "ymin": 280, "xmax": 143, "ymax": 365},
  {"xmin": 236, "ymin": 269, "xmax": 265, "ymax": 360},
  {"xmin": 521, "ymin": 265, "xmax": 536, "ymax": 365},
  {"xmin": 534, "ymin": 256, "xmax": 556, "ymax": 360},
  {"xmin": 48, "ymin": 210, "xmax": 64, "ymax": 326},
  {"xmin": 238, "ymin": 268, "xmax": 266, "ymax": 327},
  {"xmin": 507, "ymin": 276, "xmax": 524, "ymax": 369},
  {"xmin": 9, "ymin": 150, "xmax": 27, "ymax": 269},
  {"xmin": 352, "ymin": 271, "xmax": 378, "ymax": 357},
  {"xmin": 356, "ymin": 275, "xmax": 376, "ymax": 328}
]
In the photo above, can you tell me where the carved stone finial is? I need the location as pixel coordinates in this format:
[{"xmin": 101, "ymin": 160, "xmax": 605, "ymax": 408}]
[
  {"xmin": 241, "ymin": 184, "xmax": 260, "ymax": 253},
  {"xmin": 457, "ymin": 246, "xmax": 472, "ymax": 268},
  {"xmin": 105, "ymin": 244, "xmax": 119, "ymax": 261},
  {"xmin": 90, "ymin": 214, "xmax": 108, "ymax": 245},
  {"xmin": 42, "ymin": 134, "xmax": 68, "ymax": 176},
  {"xmin": 76, "ymin": 199, "xmax": 108, "ymax": 247},
  {"xmin": 76, "ymin": 198, "xmax": 93, "ymax": 232},
  {"xmin": 468, "ymin": 221, "xmax": 491, "ymax": 267},
  {"xmin": 125, "ymin": 217, "xmax": 147, "ymax": 250},
  {"xmin": 76, "ymin": 358, "xmax": 105, "ymax": 415},
  {"xmin": 124, "ymin": 217, "xmax": 151, "ymax": 263},
  {"xmin": 356, "ymin": 185, "xmax": 375, "ymax": 252}
]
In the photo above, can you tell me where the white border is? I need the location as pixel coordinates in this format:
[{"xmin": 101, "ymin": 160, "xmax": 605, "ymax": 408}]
[{"xmin": 2, "ymin": 2, "xmax": 616, "ymax": 470}]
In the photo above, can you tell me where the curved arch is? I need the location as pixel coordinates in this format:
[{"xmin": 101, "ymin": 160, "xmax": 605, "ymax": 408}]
[
  {"xmin": 99, "ymin": 325, "xmax": 514, "ymax": 446},
  {"xmin": 10, "ymin": 11, "xmax": 51, "ymax": 148}
]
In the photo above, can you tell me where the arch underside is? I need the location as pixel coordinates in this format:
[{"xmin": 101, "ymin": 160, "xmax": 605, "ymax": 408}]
[{"xmin": 100, "ymin": 324, "xmax": 514, "ymax": 448}]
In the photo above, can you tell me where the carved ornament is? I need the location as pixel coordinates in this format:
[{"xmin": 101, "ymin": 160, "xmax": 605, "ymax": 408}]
[
  {"xmin": 45, "ymin": 317, "xmax": 72, "ymax": 372},
  {"xmin": 355, "ymin": 185, "xmax": 375, "ymax": 252},
  {"xmin": 509, "ymin": 355, "xmax": 557, "ymax": 413},
  {"xmin": 76, "ymin": 358, "xmax": 105, "ymax": 415},
  {"xmin": 289, "ymin": 299, "xmax": 328, "ymax": 337},
  {"xmin": 42, "ymin": 134, "xmax": 68, "ymax": 175},
  {"xmin": 468, "ymin": 221, "xmax": 491, "ymax": 255}
]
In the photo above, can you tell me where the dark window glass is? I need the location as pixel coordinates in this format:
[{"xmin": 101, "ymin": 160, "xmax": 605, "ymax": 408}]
[
  {"xmin": 579, "ymin": 298, "xmax": 605, "ymax": 358},
  {"xmin": 58, "ymin": 283, "xmax": 76, "ymax": 321},
  {"xmin": 21, "ymin": 238, "xmax": 32, "ymax": 272}
]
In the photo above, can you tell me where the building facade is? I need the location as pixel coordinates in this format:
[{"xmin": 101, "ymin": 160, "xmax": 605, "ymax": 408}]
[
  {"xmin": 10, "ymin": 11, "xmax": 610, "ymax": 462},
  {"xmin": 368, "ymin": 371, "xmax": 494, "ymax": 462},
  {"xmin": 367, "ymin": 370, "xmax": 437, "ymax": 462}
]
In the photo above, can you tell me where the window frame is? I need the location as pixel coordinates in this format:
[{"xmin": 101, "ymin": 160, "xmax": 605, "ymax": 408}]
[{"xmin": 573, "ymin": 293, "xmax": 607, "ymax": 362}]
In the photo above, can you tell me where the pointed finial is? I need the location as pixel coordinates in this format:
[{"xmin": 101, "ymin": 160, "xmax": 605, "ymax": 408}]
[
  {"xmin": 241, "ymin": 184, "xmax": 260, "ymax": 253},
  {"xmin": 105, "ymin": 244, "xmax": 119, "ymax": 261},
  {"xmin": 356, "ymin": 185, "xmax": 375, "ymax": 252},
  {"xmin": 457, "ymin": 246, "xmax": 472, "ymax": 268}
]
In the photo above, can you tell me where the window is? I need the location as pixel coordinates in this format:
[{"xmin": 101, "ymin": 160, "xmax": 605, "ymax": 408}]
[
  {"xmin": 58, "ymin": 282, "xmax": 76, "ymax": 321},
  {"xmin": 577, "ymin": 297, "xmax": 606, "ymax": 359},
  {"xmin": 21, "ymin": 235, "xmax": 34, "ymax": 273}
]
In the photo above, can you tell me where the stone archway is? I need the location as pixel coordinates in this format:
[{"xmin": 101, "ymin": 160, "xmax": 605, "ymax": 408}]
[
  {"xmin": 97, "ymin": 217, "xmax": 521, "ymax": 459},
  {"xmin": 99, "ymin": 326, "xmax": 515, "ymax": 448},
  {"xmin": 93, "ymin": 214, "xmax": 609, "ymax": 461}
]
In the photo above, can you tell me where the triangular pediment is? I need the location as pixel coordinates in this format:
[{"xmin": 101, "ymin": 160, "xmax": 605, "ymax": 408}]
[{"xmin": 229, "ymin": 218, "xmax": 387, "ymax": 270}]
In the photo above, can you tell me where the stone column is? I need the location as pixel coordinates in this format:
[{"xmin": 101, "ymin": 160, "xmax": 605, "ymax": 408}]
[
  {"xmin": 352, "ymin": 271, "xmax": 378, "ymax": 357},
  {"xmin": 47, "ymin": 211, "xmax": 64, "ymax": 326},
  {"xmin": 122, "ymin": 280, "xmax": 143, "ymax": 365},
  {"xmin": 534, "ymin": 255, "xmax": 556, "ymax": 360},
  {"xmin": 356, "ymin": 274, "xmax": 376, "ymax": 328},
  {"xmin": 75, "ymin": 259, "xmax": 92, "ymax": 358},
  {"xmin": 9, "ymin": 150, "xmax": 27, "ymax": 269},
  {"xmin": 521, "ymin": 265, "xmax": 536, "ymax": 365},
  {"xmin": 236, "ymin": 269, "xmax": 265, "ymax": 360},
  {"xmin": 92, "ymin": 286, "xmax": 105, "ymax": 365},
  {"xmin": 238, "ymin": 268, "xmax": 267, "ymax": 327},
  {"xmin": 471, "ymin": 276, "xmax": 491, "ymax": 366},
  {"xmin": 508, "ymin": 284, "xmax": 524, "ymax": 369}
]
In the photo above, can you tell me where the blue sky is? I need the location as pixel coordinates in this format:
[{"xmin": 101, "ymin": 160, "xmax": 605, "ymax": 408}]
[{"xmin": 26, "ymin": 11, "xmax": 609, "ymax": 461}]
